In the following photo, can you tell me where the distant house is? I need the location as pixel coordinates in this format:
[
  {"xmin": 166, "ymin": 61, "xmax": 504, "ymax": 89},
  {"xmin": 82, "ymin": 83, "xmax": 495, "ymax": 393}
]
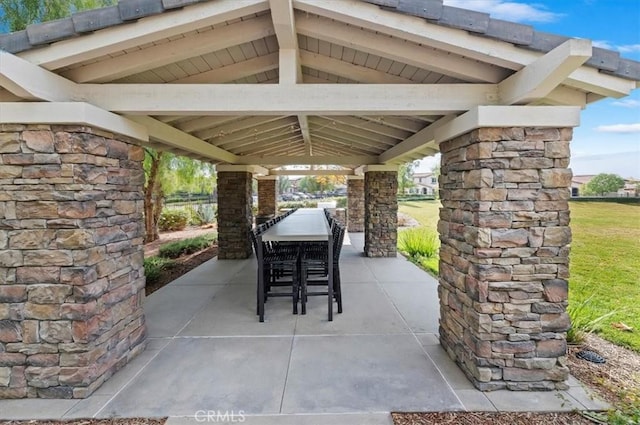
[
  {"xmin": 412, "ymin": 172, "xmax": 438, "ymax": 196},
  {"xmin": 571, "ymin": 175, "xmax": 596, "ymax": 197},
  {"xmin": 620, "ymin": 179, "xmax": 640, "ymax": 197},
  {"xmin": 571, "ymin": 175, "xmax": 639, "ymax": 197}
]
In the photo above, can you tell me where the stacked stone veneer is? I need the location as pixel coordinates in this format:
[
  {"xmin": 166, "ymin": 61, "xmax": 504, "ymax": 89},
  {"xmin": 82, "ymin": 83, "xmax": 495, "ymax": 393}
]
[
  {"xmin": 0, "ymin": 125, "xmax": 146, "ymax": 398},
  {"xmin": 257, "ymin": 179, "xmax": 276, "ymax": 217},
  {"xmin": 325, "ymin": 208, "xmax": 347, "ymax": 227},
  {"xmin": 347, "ymin": 178, "xmax": 364, "ymax": 232},
  {"xmin": 364, "ymin": 171, "xmax": 397, "ymax": 257},
  {"xmin": 217, "ymin": 171, "xmax": 253, "ymax": 259},
  {"xmin": 438, "ymin": 127, "xmax": 572, "ymax": 391}
]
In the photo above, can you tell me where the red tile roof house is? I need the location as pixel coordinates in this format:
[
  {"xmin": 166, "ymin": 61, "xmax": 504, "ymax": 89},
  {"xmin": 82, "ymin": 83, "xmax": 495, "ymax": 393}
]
[{"xmin": 0, "ymin": 0, "xmax": 639, "ymax": 399}]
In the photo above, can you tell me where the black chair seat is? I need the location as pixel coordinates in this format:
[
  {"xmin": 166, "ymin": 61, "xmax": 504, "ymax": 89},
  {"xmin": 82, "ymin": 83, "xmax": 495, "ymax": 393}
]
[{"xmin": 300, "ymin": 222, "xmax": 345, "ymax": 318}]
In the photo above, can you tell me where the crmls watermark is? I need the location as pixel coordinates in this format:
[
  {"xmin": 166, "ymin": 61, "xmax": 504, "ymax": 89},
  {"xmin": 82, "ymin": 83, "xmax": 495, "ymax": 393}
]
[{"xmin": 194, "ymin": 410, "xmax": 246, "ymax": 423}]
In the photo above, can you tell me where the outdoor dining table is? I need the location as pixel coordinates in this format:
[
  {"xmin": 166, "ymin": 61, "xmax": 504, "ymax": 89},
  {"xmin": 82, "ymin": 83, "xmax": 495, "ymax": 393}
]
[{"xmin": 257, "ymin": 208, "xmax": 334, "ymax": 322}]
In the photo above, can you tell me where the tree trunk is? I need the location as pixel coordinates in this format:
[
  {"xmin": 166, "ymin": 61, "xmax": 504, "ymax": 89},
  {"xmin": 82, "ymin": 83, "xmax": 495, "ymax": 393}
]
[{"xmin": 144, "ymin": 151, "xmax": 163, "ymax": 243}]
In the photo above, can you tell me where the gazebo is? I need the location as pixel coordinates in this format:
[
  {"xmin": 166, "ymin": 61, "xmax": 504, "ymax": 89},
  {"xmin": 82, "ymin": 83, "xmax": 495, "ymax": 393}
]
[{"xmin": 0, "ymin": 0, "xmax": 638, "ymax": 399}]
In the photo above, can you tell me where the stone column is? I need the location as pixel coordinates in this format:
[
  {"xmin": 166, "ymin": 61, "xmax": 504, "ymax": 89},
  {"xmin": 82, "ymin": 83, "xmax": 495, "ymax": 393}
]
[
  {"xmin": 438, "ymin": 127, "xmax": 572, "ymax": 391},
  {"xmin": 257, "ymin": 177, "xmax": 277, "ymax": 217},
  {"xmin": 364, "ymin": 166, "xmax": 398, "ymax": 257},
  {"xmin": 0, "ymin": 125, "xmax": 146, "ymax": 399},
  {"xmin": 347, "ymin": 176, "xmax": 364, "ymax": 232},
  {"xmin": 216, "ymin": 166, "xmax": 253, "ymax": 259}
]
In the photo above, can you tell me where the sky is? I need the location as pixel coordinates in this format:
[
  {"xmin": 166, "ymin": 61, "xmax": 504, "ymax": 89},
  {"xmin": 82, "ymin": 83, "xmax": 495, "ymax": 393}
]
[{"xmin": 416, "ymin": 0, "xmax": 640, "ymax": 178}]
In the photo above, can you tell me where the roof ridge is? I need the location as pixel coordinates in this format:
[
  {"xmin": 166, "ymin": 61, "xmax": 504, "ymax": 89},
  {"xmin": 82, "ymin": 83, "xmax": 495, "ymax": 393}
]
[
  {"xmin": 0, "ymin": 0, "xmax": 638, "ymax": 81},
  {"xmin": 0, "ymin": 0, "xmax": 210, "ymax": 53},
  {"xmin": 364, "ymin": 0, "xmax": 639, "ymax": 81}
]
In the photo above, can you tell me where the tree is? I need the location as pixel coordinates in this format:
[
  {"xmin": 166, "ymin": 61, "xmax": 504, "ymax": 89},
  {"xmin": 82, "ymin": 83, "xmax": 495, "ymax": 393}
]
[
  {"xmin": 142, "ymin": 150, "xmax": 217, "ymax": 243},
  {"xmin": 143, "ymin": 149, "xmax": 166, "ymax": 243},
  {"xmin": 431, "ymin": 163, "xmax": 441, "ymax": 199},
  {"xmin": 277, "ymin": 176, "xmax": 291, "ymax": 194},
  {"xmin": 297, "ymin": 174, "xmax": 345, "ymax": 194},
  {"xmin": 398, "ymin": 161, "xmax": 417, "ymax": 194},
  {"xmin": 0, "ymin": 0, "xmax": 115, "ymax": 32},
  {"xmin": 582, "ymin": 173, "xmax": 625, "ymax": 196}
]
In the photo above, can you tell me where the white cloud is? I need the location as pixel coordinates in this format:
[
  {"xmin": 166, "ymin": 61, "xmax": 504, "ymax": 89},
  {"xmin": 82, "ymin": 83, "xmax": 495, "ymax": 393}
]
[
  {"xmin": 592, "ymin": 40, "xmax": 640, "ymax": 54},
  {"xmin": 592, "ymin": 40, "xmax": 614, "ymax": 50},
  {"xmin": 443, "ymin": 0, "xmax": 562, "ymax": 23},
  {"xmin": 570, "ymin": 151, "xmax": 640, "ymax": 178},
  {"xmin": 618, "ymin": 44, "xmax": 640, "ymax": 54},
  {"xmin": 415, "ymin": 155, "xmax": 441, "ymax": 173},
  {"xmin": 595, "ymin": 123, "xmax": 640, "ymax": 133},
  {"xmin": 611, "ymin": 99, "xmax": 640, "ymax": 108}
]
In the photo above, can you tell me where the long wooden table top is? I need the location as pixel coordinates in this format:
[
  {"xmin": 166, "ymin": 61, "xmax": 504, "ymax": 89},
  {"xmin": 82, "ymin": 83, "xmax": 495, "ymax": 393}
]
[{"xmin": 261, "ymin": 209, "xmax": 331, "ymax": 242}]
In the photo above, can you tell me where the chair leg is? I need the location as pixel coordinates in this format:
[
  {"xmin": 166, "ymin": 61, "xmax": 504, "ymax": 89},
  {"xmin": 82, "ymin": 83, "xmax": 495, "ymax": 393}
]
[
  {"xmin": 300, "ymin": 264, "xmax": 307, "ymax": 315},
  {"xmin": 292, "ymin": 263, "xmax": 299, "ymax": 315},
  {"xmin": 335, "ymin": 267, "xmax": 343, "ymax": 314}
]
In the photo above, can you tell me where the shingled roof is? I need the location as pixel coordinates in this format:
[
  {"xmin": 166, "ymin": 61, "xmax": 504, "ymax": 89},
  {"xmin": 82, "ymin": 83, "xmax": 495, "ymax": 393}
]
[{"xmin": 1, "ymin": 0, "xmax": 638, "ymax": 81}]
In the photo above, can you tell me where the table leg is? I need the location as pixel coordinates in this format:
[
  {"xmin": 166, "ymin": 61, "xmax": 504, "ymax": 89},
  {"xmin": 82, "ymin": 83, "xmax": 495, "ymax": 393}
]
[
  {"xmin": 257, "ymin": 235, "xmax": 265, "ymax": 322},
  {"xmin": 327, "ymin": 233, "xmax": 333, "ymax": 322}
]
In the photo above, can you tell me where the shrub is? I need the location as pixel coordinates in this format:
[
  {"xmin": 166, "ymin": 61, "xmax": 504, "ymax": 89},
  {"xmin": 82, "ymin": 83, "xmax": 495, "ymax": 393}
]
[
  {"xmin": 278, "ymin": 200, "xmax": 318, "ymax": 209},
  {"xmin": 192, "ymin": 204, "xmax": 216, "ymax": 225},
  {"xmin": 158, "ymin": 233, "xmax": 217, "ymax": 259},
  {"xmin": 398, "ymin": 227, "xmax": 439, "ymax": 258},
  {"xmin": 419, "ymin": 256, "xmax": 439, "ymax": 275},
  {"xmin": 335, "ymin": 196, "xmax": 347, "ymax": 208},
  {"xmin": 158, "ymin": 209, "xmax": 188, "ymax": 231},
  {"xmin": 144, "ymin": 256, "xmax": 175, "ymax": 283},
  {"xmin": 566, "ymin": 295, "xmax": 617, "ymax": 344}
]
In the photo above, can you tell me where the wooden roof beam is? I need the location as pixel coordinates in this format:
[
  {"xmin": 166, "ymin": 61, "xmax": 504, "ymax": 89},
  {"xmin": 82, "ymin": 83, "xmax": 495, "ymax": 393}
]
[
  {"xmin": 84, "ymin": 83, "xmax": 499, "ymax": 115},
  {"xmin": 499, "ymin": 39, "xmax": 592, "ymax": 105},
  {"xmin": 19, "ymin": 0, "xmax": 270, "ymax": 70},
  {"xmin": 62, "ymin": 15, "xmax": 275, "ymax": 83},
  {"xmin": 270, "ymin": 0, "xmax": 312, "ymax": 156}
]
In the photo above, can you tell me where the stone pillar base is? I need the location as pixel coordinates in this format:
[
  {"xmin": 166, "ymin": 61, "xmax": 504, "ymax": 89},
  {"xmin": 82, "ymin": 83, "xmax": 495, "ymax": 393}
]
[
  {"xmin": 347, "ymin": 177, "xmax": 364, "ymax": 232},
  {"xmin": 217, "ymin": 171, "xmax": 253, "ymax": 259},
  {"xmin": 0, "ymin": 125, "xmax": 146, "ymax": 398},
  {"xmin": 438, "ymin": 127, "xmax": 572, "ymax": 391},
  {"xmin": 257, "ymin": 178, "xmax": 276, "ymax": 217},
  {"xmin": 364, "ymin": 170, "xmax": 397, "ymax": 257}
]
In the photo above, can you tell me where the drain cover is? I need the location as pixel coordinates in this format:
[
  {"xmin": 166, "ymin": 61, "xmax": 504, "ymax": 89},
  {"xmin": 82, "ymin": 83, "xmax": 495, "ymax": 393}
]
[{"xmin": 576, "ymin": 350, "xmax": 606, "ymax": 364}]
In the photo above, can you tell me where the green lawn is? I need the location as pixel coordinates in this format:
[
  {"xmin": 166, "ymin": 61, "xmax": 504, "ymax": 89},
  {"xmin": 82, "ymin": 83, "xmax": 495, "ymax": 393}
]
[
  {"xmin": 569, "ymin": 202, "xmax": 640, "ymax": 351},
  {"xmin": 398, "ymin": 200, "xmax": 441, "ymax": 275},
  {"xmin": 398, "ymin": 199, "xmax": 640, "ymax": 352},
  {"xmin": 398, "ymin": 200, "xmax": 440, "ymax": 229}
]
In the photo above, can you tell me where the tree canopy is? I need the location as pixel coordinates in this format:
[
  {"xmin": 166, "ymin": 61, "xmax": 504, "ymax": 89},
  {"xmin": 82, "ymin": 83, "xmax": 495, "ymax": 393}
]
[
  {"xmin": 0, "ymin": 0, "xmax": 115, "ymax": 32},
  {"xmin": 582, "ymin": 173, "xmax": 625, "ymax": 196},
  {"xmin": 298, "ymin": 174, "xmax": 345, "ymax": 193},
  {"xmin": 398, "ymin": 161, "xmax": 417, "ymax": 194}
]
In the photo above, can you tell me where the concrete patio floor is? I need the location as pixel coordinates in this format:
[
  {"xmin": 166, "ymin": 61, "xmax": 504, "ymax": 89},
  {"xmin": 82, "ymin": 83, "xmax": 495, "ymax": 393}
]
[{"xmin": 0, "ymin": 234, "xmax": 607, "ymax": 424}]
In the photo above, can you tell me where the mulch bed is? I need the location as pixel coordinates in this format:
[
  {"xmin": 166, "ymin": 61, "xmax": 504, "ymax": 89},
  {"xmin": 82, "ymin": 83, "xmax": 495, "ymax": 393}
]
[
  {"xmin": 567, "ymin": 334, "xmax": 640, "ymax": 406},
  {"xmin": 144, "ymin": 245, "xmax": 218, "ymax": 296},
  {"xmin": 2, "ymin": 420, "xmax": 167, "ymax": 425},
  {"xmin": 392, "ymin": 412, "xmax": 594, "ymax": 425}
]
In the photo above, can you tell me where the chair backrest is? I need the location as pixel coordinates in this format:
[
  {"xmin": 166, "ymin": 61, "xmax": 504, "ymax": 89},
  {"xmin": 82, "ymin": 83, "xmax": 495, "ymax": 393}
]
[
  {"xmin": 249, "ymin": 228, "xmax": 260, "ymax": 256},
  {"xmin": 332, "ymin": 223, "xmax": 346, "ymax": 262}
]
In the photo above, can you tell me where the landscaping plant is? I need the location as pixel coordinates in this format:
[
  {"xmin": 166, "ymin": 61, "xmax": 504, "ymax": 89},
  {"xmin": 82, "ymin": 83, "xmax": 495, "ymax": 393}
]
[
  {"xmin": 158, "ymin": 209, "xmax": 189, "ymax": 231},
  {"xmin": 143, "ymin": 256, "xmax": 176, "ymax": 283},
  {"xmin": 158, "ymin": 233, "xmax": 217, "ymax": 259}
]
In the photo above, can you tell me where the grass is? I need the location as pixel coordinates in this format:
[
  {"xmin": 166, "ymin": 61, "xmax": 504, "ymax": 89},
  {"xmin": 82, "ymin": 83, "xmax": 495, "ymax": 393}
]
[
  {"xmin": 143, "ymin": 256, "xmax": 176, "ymax": 283},
  {"xmin": 398, "ymin": 200, "xmax": 440, "ymax": 230},
  {"xmin": 569, "ymin": 202, "xmax": 640, "ymax": 352},
  {"xmin": 398, "ymin": 200, "xmax": 441, "ymax": 275},
  {"xmin": 158, "ymin": 233, "xmax": 217, "ymax": 259},
  {"xmin": 398, "ymin": 199, "xmax": 640, "ymax": 352},
  {"xmin": 398, "ymin": 227, "xmax": 439, "ymax": 258}
]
